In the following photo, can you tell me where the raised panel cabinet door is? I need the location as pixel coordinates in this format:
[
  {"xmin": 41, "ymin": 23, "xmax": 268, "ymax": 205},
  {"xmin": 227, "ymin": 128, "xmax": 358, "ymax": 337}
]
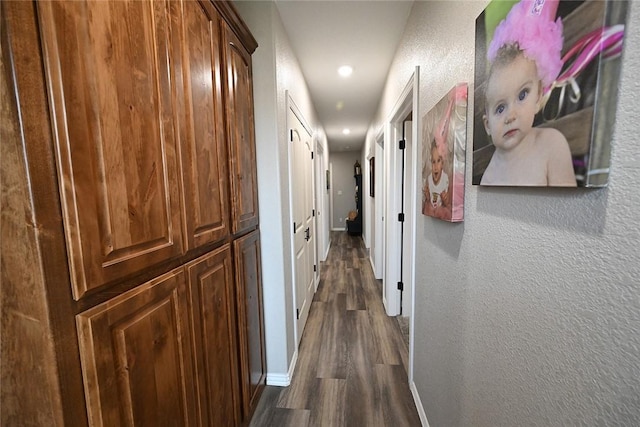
[
  {"xmin": 223, "ymin": 23, "xmax": 259, "ymax": 235},
  {"xmin": 76, "ymin": 268, "xmax": 197, "ymax": 427},
  {"xmin": 172, "ymin": 0, "xmax": 230, "ymax": 249},
  {"xmin": 233, "ymin": 230, "xmax": 266, "ymax": 420},
  {"xmin": 185, "ymin": 245, "xmax": 240, "ymax": 426},
  {"xmin": 36, "ymin": 0, "xmax": 183, "ymax": 299}
]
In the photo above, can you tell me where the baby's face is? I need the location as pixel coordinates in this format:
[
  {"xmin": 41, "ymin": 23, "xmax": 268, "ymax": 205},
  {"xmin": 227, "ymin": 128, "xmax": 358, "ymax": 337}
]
[
  {"xmin": 431, "ymin": 146, "xmax": 443, "ymax": 183},
  {"xmin": 483, "ymin": 54, "xmax": 542, "ymax": 151}
]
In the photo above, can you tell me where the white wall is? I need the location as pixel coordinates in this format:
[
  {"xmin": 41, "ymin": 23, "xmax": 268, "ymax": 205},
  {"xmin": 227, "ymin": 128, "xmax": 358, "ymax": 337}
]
[
  {"xmin": 363, "ymin": 1, "xmax": 640, "ymax": 425},
  {"xmin": 234, "ymin": 1, "xmax": 329, "ymax": 384}
]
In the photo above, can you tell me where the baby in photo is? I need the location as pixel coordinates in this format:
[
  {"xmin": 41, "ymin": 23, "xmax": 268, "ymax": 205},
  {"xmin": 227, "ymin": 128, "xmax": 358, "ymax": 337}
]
[
  {"xmin": 481, "ymin": 0, "xmax": 576, "ymax": 186},
  {"xmin": 427, "ymin": 139, "xmax": 450, "ymax": 209}
]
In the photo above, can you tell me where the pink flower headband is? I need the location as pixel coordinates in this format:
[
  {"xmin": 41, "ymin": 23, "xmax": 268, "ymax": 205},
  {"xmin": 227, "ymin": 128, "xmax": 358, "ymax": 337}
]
[{"xmin": 488, "ymin": 0, "xmax": 563, "ymax": 89}]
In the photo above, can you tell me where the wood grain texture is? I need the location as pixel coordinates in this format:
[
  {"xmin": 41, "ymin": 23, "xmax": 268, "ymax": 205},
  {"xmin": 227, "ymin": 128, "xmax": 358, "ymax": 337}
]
[
  {"xmin": 212, "ymin": 1, "xmax": 258, "ymax": 54},
  {"xmin": 316, "ymin": 294, "xmax": 348, "ymax": 379},
  {"xmin": 308, "ymin": 378, "xmax": 347, "ymax": 427},
  {"xmin": 250, "ymin": 386, "xmax": 310, "ymax": 427},
  {"xmin": 36, "ymin": 0, "xmax": 185, "ymax": 299},
  {"xmin": 175, "ymin": 0, "xmax": 231, "ymax": 249},
  {"xmin": 3, "ymin": 1, "xmax": 262, "ymax": 425},
  {"xmin": 76, "ymin": 268, "xmax": 198, "ymax": 427},
  {"xmin": 2, "ymin": 2, "xmax": 89, "ymax": 424},
  {"xmin": 276, "ymin": 301, "xmax": 326, "ymax": 410},
  {"xmin": 223, "ymin": 22, "xmax": 259, "ymax": 235},
  {"xmin": 185, "ymin": 245, "xmax": 240, "ymax": 426},
  {"xmin": 252, "ymin": 232, "xmax": 420, "ymax": 426},
  {"xmin": 234, "ymin": 230, "xmax": 267, "ymax": 421},
  {"xmin": 1, "ymin": 12, "xmax": 66, "ymax": 424}
]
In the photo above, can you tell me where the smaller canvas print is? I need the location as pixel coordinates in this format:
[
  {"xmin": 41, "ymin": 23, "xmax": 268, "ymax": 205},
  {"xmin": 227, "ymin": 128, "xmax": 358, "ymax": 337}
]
[
  {"xmin": 422, "ymin": 83, "xmax": 468, "ymax": 222},
  {"xmin": 473, "ymin": 0, "xmax": 629, "ymax": 187}
]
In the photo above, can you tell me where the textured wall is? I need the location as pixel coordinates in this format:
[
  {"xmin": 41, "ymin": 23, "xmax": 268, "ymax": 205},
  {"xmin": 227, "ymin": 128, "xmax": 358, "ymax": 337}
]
[
  {"xmin": 234, "ymin": 1, "xmax": 330, "ymax": 382},
  {"xmin": 234, "ymin": 1, "xmax": 289, "ymax": 378},
  {"xmin": 365, "ymin": 1, "xmax": 640, "ymax": 425}
]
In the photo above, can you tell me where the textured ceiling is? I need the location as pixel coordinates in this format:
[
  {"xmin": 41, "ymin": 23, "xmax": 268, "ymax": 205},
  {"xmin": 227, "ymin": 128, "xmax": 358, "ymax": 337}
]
[{"xmin": 274, "ymin": 0, "xmax": 414, "ymax": 152}]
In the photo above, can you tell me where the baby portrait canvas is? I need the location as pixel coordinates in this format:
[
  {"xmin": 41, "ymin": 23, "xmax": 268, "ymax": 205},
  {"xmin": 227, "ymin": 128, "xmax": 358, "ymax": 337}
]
[
  {"xmin": 473, "ymin": 0, "xmax": 629, "ymax": 187},
  {"xmin": 422, "ymin": 83, "xmax": 468, "ymax": 222}
]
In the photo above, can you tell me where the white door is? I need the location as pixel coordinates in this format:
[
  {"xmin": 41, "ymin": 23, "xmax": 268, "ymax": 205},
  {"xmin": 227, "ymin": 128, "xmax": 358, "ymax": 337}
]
[{"xmin": 289, "ymin": 107, "xmax": 315, "ymax": 344}]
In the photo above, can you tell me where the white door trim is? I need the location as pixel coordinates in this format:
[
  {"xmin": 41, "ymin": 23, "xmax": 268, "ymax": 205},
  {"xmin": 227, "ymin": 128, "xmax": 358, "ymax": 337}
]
[
  {"xmin": 373, "ymin": 128, "xmax": 385, "ymax": 281},
  {"xmin": 314, "ymin": 140, "xmax": 325, "ymax": 289},
  {"xmin": 383, "ymin": 68, "xmax": 419, "ymax": 385},
  {"xmin": 286, "ymin": 92, "xmax": 315, "ymax": 347},
  {"xmin": 384, "ymin": 69, "xmax": 417, "ymax": 317}
]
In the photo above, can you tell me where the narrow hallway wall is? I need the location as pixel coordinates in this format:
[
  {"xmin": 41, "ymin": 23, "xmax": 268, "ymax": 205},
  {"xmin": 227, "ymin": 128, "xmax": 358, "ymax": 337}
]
[
  {"xmin": 366, "ymin": 1, "xmax": 640, "ymax": 425},
  {"xmin": 234, "ymin": 1, "xmax": 329, "ymax": 385}
]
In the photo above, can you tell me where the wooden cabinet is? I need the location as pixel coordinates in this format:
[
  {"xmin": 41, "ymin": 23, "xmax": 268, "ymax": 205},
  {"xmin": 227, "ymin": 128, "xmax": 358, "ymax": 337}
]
[
  {"xmin": 174, "ymin": 0, "xmax": 231, "ymax": 249},
  {"xmin": 233, "ymin": 230, "xmax": 267, "ymax": 419},
  {"xmin": 185, "ymin": 245, "xmax": 240, "ymax": 426},
  {"xmin": 223, "ymin": 23, "xmax": 260, "ymax": 235},
  {"xmin": 36, "ymin": 0, "xmax": 185, "ymax": 300},
  {"xmin": 76, "ymin": 268, "xmax": 198, "ymax": 427},
  {"xmin": 2, "ymin": 1, "xmax": 264, "ymax": 426}
]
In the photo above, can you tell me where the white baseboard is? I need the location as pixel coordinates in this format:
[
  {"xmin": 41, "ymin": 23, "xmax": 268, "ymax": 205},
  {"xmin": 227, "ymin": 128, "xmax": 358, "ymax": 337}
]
[
  {"xmin": 266, "ymin": 348, "xmax": 298, "ymax": 387},
  {"xmin": 410, "ymin": 380, "xmax": 430, "ymax": 427},
  {"xmin": 331, "ymin": 227, "xmax": 346, "ymax": 231},
  {"xmin": 324, "ymin": 240, "xmax": 331, "ymax": 260},
  {"xmin": 266, "ymin": 372, "xmax": 290, "ymax": 387}
]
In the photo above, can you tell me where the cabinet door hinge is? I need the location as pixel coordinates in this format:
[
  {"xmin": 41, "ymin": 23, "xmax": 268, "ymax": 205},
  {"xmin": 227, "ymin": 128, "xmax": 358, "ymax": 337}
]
[
  {"xmin": 312, "ymin": 209, "xmax": 315, "ymax": 217},
  {"xmin": 399, "ymin": 139, "xmax": 406, "ymax": 150},
  {"xmin": 313, "ymin": 264, "xmax": 317, "ymax": 272},
  {"xmin": 311, "ymin": 151, "xmax": 314, "ymax": 159},
  {"xmin": 398, "ymin": 213, "xmax": 405, "ymax": 222},
  {"xmin": 293, "ymin": 221, "xmax": 296, "ymax": 232},
  {"xmin": 290, "ymin": 129, "xmax": 294, "ymax": 142},
  {"xmin": 397, "ymin": 281, "xmax": 404, "ymax": 291},
  {"xmin": 296, "ymin": 308, "xmax": 300, "ymax": 319}
]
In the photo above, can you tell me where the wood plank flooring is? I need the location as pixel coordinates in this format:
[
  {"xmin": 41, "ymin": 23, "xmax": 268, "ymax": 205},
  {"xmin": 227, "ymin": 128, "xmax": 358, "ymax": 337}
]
[{"xmin": 250, "ymin": 232, "xmax": 420, "ymax": 426}]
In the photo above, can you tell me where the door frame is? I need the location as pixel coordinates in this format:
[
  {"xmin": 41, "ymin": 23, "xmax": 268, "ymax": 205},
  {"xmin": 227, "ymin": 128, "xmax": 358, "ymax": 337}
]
[
  {"xmin": 314, "ymin": 139, "xmax": 325, "ymax": 287},
  {"xmin": 383, "ymin": 69, "xmax": 418, "ymax": 317},
  {"xmin": 285, "ymin": 92, "xmax": 316, "ymax": 346},
  {"xmin": 373, "ymin": 128, "xmax": 385, "ymax": 280}
]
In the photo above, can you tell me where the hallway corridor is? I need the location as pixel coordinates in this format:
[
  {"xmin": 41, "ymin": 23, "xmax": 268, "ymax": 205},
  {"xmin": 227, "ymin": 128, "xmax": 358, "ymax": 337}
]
[{"xmin": 250, "ymin": 232, "xmax": 420, "ymax": 426}]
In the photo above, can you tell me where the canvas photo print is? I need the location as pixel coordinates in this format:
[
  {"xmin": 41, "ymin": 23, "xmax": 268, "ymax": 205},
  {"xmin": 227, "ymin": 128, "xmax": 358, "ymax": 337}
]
[
  {"xmin": 422, "ymin": 83, "xmax": 468, "ymax": 223},
  {"xmin": 473, "ymin": 0, "xmax": 628, "ymax": 187}
]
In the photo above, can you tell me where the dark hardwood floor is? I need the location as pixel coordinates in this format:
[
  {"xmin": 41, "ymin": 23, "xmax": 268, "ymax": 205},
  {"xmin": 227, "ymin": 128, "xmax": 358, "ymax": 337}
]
[{"xmin": 250, "ymin": 232, "xmax": 421, "ymax": 426}]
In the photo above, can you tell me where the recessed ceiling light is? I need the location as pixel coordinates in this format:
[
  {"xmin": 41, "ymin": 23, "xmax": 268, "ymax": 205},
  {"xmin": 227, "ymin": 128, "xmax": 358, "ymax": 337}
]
[
  {"xmin": 338, "ymin": 65, "xmax": 353, "ymax": 77},
  {"xmin": 342, "ymin": 128, "xmax": 351, "ymax": 135},
  {"xmin": 336, "ymin": 101, "xmax": 344, "ymax": 111}
]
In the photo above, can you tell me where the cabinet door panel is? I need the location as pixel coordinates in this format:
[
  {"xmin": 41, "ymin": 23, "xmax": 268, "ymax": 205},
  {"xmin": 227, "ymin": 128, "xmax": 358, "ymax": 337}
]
[
  {"xmin": 175, "ymin": 0, "xmax": 230, "ymax": 249},
  {"xmin": 76, "ymin": 268, "xmax": 197, "ymax": 427},
  {"xmin": 223, "ymin": 24, "xmax": 259, "ymax": 234},
  {"xmin": 233, "ymin": 230, "xmax": 266, "ymax": 420},
  {"xmin": 37, "ymin": 0, "xmax": 183, "ymax": 299},
  {"xmin": 185, "ymin": 245, "xmax": 240, "ymax": 426}
]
